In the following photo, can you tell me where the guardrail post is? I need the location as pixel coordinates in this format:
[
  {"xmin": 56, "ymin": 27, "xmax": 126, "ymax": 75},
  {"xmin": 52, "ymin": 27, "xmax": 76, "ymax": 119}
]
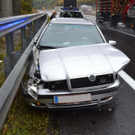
[
  {"xmin": 11, "ymin": 51, "xmax": 23, "ymax": 67},
  {"xmin": 29, "ymin": 22, "xmax": 33, "ymax": 36},
  {"xmin": 37, "ymin": 19, "xmax": 41, "ymax": 29},
  {"xmin": 44, "ymin": 14, "xmax": 47, "ymax": 22},
  {"xmin": 4, "ymin": 32, "xmax": 14, "ymax": 78},
  {"xmin": 34, "ymin": 20, "xmax": 38, "ymax": 34},
  {"xmin": 27, "ymin": 22, "xmax": 34, "ymax": 44},
  {"xmin": 1, "ymin": 13, "xmax": 47, "ymax": 78},
  {"xmin": 0, "ymin": 13, "xmax": 48, "ymax": 130},
  {"xmin": 21, "ymin": 25, "xmax": 27, "ymax": 51}
]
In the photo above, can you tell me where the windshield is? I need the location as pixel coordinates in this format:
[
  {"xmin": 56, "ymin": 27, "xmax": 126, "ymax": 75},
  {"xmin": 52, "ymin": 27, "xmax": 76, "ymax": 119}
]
[
  {"xmin": 60, "ymin": 12, "xmax": 84, "ymax": 18},
  {"xmin": 39, "ymin": 24, "xmax": 104, "ymax": 48}
]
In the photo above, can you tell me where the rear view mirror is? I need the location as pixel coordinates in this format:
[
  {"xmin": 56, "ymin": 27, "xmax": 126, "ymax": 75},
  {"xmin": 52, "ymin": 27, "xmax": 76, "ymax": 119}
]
[
  {"xmin": 109, "ymin": 40, "xmax": 116, "ymax": 46},
  {"xmin": 34, "ymin": 37, "xmax": 38, "ymax": 45}
]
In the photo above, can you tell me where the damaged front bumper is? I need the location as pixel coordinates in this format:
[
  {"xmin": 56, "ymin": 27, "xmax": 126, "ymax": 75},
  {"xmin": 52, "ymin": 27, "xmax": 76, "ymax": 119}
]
[{"xmin": 21, "ymin": 79, "xmax": 120, "ymax": 110}]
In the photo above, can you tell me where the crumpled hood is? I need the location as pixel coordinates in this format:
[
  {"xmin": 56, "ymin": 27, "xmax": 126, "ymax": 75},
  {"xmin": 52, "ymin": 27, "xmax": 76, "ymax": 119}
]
[{"xmin": 39, "ymin": 43, "xmax": 130, "ymax": 82}]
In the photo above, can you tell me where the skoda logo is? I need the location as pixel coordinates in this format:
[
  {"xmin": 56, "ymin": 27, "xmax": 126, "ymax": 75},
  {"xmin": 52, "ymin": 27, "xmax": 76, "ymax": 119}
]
[{"xmin": 89, "ymin": 75, "xmax": 96, "ymax": 82}]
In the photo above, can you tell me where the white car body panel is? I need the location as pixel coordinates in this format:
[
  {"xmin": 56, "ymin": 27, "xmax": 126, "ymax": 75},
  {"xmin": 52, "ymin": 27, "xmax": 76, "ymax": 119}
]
[{"xmin": 39, "ymin": 43, "xmax": 130, "ymax": 82}]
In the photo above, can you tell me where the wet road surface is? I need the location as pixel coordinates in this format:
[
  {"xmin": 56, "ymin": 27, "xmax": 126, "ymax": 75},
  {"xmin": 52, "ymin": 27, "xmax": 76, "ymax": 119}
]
[
  {"xmin": 45, "ymin": 13, "xmax": 135, "ymax": 135},
  {"xmin": 47, "ymin": 80, "xmax": 135, "ymax": 135},
  {"xmin": 88, "ymin": 15, "xmax": 135, "ymax": 80},
  {"xmin": 97, "ymin": 22, "xmax": 135, "ymax": 80}
]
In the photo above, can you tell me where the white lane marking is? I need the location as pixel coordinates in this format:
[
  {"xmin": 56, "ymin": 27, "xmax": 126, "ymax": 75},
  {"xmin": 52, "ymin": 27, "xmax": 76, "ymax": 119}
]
[
  {"xmin": 119, "ymin": 70, "xmax": 135, "ymax": 90},
  {"xmin": 87, "ymin": 15, "xmax": 135, "ymax": 37},
  {"xmin": 108, "ymin": 27, "xmax": 135, "ymax": 37},
  {"xmin": 88, "ymin": 16, "xmax": 135, "ymax": 89}
]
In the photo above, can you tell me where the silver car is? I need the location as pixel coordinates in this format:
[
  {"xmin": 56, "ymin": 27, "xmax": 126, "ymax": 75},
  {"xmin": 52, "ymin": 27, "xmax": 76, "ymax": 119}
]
[{"xmin": 22, "ymin": 18, "xmax": 130, "ymax": 110}]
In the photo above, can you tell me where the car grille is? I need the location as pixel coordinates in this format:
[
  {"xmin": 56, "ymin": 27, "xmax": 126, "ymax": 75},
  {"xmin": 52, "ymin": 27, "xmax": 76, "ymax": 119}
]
[
  {"xmin": 48, "ymin": 74, "xmax": 113, "ymax": 90},
  {"xmin": 71, "ymin": 74, "xmax": 113, "ymax": 89},
  {"xmin": 49, "ymin": 80, "xmax": 68, "ymax": 90}
]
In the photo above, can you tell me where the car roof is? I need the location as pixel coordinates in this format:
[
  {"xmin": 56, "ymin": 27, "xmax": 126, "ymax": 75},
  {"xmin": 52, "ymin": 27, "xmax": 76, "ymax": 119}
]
[
  {"xmin": 50, "ymin": 18, "xmax": 94, "ymax": 25},
  {"xmin": 61, "ymin": 7, "xmax": 82, "ymax": 13},
  {"xmin": 61, "ymin": 10, "xmax": 81, "ymax": 12}
]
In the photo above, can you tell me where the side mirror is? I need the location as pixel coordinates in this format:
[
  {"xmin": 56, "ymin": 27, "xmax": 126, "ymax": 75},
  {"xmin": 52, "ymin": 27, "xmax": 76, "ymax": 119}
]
[
  {"xmin": 34, "ymin": 37, "xmax": 38, "ymax": 45},
  {"xmin": 109, "ymin": 40, "xmax": 116, "ymax": 46}
]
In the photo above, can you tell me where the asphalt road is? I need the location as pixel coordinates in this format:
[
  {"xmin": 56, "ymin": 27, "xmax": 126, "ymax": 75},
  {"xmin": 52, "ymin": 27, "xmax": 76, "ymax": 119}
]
[
  {"xmin": 97, "ymin": 22, "xmax": 135, "ymax": 80},
  {"xmin": 48, "ymin": 81, "xmax": 135, "ymax": 135},
  {"xmin": 85, "ymin": 15, "xmax": 135, "ymax": 80},
  {"xmin": 44, "ymin": 13, "xmax": 135, "ymax": 135}
]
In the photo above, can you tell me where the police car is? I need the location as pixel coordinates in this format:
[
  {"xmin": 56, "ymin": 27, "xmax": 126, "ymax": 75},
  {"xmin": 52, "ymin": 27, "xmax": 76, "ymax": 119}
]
[{"xmin": 59, "ymin": 7, "xmax": 84, "ymax": 18}]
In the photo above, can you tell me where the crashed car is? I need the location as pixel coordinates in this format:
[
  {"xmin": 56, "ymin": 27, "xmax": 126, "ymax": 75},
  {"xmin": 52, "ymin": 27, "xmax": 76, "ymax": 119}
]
[{"xmin": 22, "ymin": 18, "xmax": 130, "ymax": 110}]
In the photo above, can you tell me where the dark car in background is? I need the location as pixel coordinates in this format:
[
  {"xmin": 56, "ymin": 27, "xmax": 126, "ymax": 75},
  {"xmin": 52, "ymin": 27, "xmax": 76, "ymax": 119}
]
[{"xmin": 59, "ymin": 7, "xmax": 84, "ymax": 18}]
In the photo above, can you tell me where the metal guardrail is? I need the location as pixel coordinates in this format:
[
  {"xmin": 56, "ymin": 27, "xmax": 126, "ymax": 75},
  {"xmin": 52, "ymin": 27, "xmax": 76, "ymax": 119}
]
[
  {"xmin": 0, "ymin": 13, "xmax": 46, "ymax": 38},
  {"xmin": 0, "ymin": 13, "xmax": 48, "ymax": 130},
  {"xmin": 0, "ymin": 13, "xmax": 47, "ymax": 78}
]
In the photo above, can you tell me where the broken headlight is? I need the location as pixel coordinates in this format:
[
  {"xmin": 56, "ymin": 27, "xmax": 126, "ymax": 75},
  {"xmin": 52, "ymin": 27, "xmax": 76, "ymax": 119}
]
[{"xmin": 49, "ymin": 80, "xmax": 68, "ymax": 90}]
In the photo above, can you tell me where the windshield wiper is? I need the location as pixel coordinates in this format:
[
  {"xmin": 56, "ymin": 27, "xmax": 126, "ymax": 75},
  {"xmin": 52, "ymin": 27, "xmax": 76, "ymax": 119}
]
[{"xmin": 39, "ymin": 46, "xmax": 57, "ymax": 50}]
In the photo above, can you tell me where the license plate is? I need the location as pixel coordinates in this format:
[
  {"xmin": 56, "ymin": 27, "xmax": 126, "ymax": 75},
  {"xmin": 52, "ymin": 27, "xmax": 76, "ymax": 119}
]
[{"xmin": 54, "ymin": 93, "xmax": 91, "ymax": 104}]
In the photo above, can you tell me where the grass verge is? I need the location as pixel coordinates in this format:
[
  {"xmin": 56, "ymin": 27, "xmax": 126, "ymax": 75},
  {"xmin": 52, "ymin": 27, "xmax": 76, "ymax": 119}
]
[
  {"xmin": 0, "ymin": 37, "xmax": 6, "ymax": 87},
  {"xmin": 0, "ymin": 21, "xmax": 51, "ymax": 135},
  {"xmin": 0, "ymin": 88, "xmax": 49, "ymax": 135},
  {"xmin": 0, "ymin": 52, "xmax": 6, "ymax": 87},
  {"xmin": 0, "ymin": 38, "xmax": 22, "ymax": 88},
  {"xmin": 0, "ymin": 35, "xmax": 50, "ymax": 135}
]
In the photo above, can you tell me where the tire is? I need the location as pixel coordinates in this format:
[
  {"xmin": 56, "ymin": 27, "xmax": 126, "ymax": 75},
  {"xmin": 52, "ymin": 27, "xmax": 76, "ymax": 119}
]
[
  {"xmin": 113, "ymin": 21, "xmax": 118, "ymax": 27},
  {"xmin": 108, "ymin": 19, "xmax": 113, "ymax": 26},
  {"xmin": 96, "ymin": 17, "xmax": 103, "ymax": 24},
  {"xmin": 109, "ymin": 18, "xmax": 117, "ymax": 27},
  {"xmin": 133, "ymin": 23, "xmax": 135, "ymax": 33},
  {"xmin": 125, "ymin": 23, "xmax": 130, "ymax": 27}
]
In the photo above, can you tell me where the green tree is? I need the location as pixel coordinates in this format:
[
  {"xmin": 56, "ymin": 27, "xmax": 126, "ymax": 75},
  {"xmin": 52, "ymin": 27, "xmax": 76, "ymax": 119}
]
[{"xmin": 32, "ymin": 0, "xmax": 96, "ymax": 9}]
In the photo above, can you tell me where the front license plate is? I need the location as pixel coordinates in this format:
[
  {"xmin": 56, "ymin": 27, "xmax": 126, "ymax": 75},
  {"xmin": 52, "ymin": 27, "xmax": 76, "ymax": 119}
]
[{"xmin": 54, "ymin": 93, "xmax": 91, "ymax": 104}]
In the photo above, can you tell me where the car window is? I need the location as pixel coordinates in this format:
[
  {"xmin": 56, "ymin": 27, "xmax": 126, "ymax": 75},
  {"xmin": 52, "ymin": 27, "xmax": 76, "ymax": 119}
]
[
  {"xmin": 39, "ymin": 24, "xmax": 104, "ymax": 48},
  {"xmin": 61, "ymin": 12, "xmax": 84, "ymax": 18}
]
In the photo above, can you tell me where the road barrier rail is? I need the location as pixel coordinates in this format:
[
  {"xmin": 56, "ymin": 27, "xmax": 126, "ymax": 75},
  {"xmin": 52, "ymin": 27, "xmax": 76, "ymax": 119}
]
[{"xmin": 0, "ymin": 13, "xmax": 48, "ymax": 130}]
